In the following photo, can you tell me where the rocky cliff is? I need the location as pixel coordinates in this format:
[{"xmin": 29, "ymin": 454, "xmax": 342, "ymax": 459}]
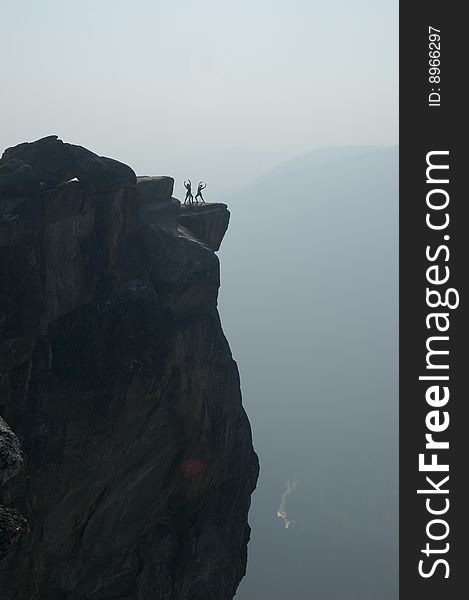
[
  {"xmin": 0, "ymin": 138, "xmax": 258, "ymax": 599},
  {"xmin": 0, "ymin": 417, "xmax": 28, "ymax": 562}
]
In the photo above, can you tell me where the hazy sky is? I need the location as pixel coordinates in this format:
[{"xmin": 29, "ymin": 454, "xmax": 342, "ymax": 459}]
[{"xmin": 1, "ymin": 0, "xmax": 397, "ymax": 197}]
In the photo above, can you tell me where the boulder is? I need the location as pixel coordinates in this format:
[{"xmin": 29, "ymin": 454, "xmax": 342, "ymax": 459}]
[{"xmin": 0, "ymin": 136, "xmax": 137, "ymax": 195}]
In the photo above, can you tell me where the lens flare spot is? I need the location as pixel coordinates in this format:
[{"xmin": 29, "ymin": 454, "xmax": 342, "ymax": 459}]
[{"xmin": 180, "ymin": 458, "xmax": 205, "ymax": 476}]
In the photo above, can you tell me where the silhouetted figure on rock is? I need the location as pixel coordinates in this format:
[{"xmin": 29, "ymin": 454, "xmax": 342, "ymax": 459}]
[
  {"xmin": 184, "ymin": 180, "xmax": 194, "ymax": 204},
  {"xmin": 195, "ymin": 181, "xmax": 206, "ymax": 203}
]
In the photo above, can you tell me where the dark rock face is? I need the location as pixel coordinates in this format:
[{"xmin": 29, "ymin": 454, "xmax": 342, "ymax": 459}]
[
  {"xmin": 0, "ymin": 148, "xmax": 258, "ymax": 599},
  {"xmin": 179, "ymin": 203, "xmax": 230, "ymax": 252},
  {"xmin": 0, "ymin": 417, "xmax": 23, "ymax": 487},
  {"xmin": 0, "ymin": 505, "xmax": 28, "ymax": 562},
  {"xmin": 0, "ymin": 417, "xmax": 28, "ymax": 561},
  {"xmin": 0, "ymin": 136, "xmax": 137, "ymax": 196}
]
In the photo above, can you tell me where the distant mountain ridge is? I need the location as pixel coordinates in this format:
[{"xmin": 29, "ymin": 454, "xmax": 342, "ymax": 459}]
[{"xmin": 254, "ymin": 144, "xmax": 396, "ymax": 182}]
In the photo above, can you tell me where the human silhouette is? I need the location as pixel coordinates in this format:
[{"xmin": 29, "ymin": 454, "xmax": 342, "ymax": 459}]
[
  {"xmin": 184, "ymin": 180, "xmax": 194, "ymax": 204},
  {"xmin": 195, "ymin": 181, "xmax": 206, "ymax": 203}
]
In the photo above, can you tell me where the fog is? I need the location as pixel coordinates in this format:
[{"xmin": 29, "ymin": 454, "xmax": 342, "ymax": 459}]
[
  {"xmin": 1, "ymin": 2, "xmax": 398, "ymax": 598},
  {"xmin": 219, "ymin": 146, "xmax": 398, "ymax": 599},
  {"xmin": 1, "ymin": 0, "xmax": 397, "ymax": 198}
]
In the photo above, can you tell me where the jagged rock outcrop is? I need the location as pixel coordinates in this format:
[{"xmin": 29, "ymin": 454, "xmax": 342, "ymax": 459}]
[
  {"xmin": 0, "ymin": 417, "xmax": 28, "ymax": 561},
  {"xmin": 0, "ymin": 140, "xmax": 258, "ymax": 599},
  {"xmin": 179, "ymin": 204, "xmax": 230, "ymax": 252},
  {"xmin": 0, "ymin": 417, "xmax": 23, "ymax": 487},
  {"xmin": 0, "ymin": 135, "xmax": 137, "ymax": 196}
]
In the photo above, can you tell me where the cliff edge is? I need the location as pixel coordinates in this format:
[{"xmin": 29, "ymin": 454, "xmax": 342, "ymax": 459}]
[{"xmin": 0, "ymin": 137, "xmax": 258, "ymax": 599}]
